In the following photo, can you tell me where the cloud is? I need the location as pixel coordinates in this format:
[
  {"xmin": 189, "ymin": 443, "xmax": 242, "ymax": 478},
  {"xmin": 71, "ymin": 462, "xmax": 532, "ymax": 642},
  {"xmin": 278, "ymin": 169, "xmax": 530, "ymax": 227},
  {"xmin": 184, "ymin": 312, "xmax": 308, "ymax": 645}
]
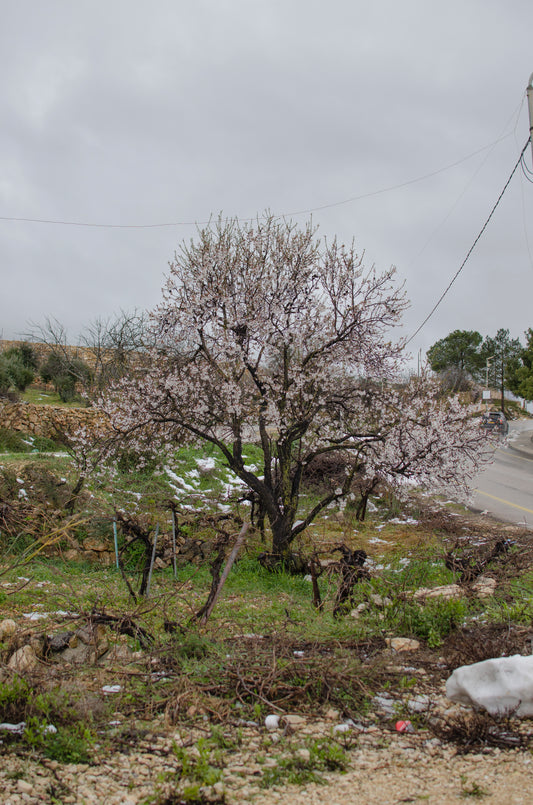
[{"xmin": 1, "ymin": 0, "xmax": 532, "ymax": 362}]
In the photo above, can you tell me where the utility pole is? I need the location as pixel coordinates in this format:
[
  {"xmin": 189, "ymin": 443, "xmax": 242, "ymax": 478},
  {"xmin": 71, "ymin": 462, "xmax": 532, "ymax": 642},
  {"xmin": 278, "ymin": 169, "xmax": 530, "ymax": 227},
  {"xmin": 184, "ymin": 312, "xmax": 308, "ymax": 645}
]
[
  {"xmin": 484, "ymin": 356, "xmax": 493, "ymax": 412},
  {"xmin": 527, "ymin": 73, "xmax": 533, "ymax": 165}
]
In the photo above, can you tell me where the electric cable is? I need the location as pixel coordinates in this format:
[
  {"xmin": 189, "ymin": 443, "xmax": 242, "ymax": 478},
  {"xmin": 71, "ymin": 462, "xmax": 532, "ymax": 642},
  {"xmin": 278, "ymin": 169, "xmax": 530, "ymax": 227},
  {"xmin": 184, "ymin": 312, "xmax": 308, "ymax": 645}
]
[
  {"xmin": 0, "ymin": 133, "xmax": 514, "ymax": 230},
  {"xmin": 405, "ymin": 139, "xmax": 531, "ymax": 347},
  {"xmin": 520, "ymin": 153, "xmax": 533, "ymax": 183}
]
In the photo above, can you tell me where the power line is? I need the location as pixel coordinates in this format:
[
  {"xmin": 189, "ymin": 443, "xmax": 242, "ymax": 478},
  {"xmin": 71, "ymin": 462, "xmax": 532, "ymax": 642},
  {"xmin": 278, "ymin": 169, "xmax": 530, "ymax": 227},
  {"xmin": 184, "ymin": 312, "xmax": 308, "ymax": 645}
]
[
  {"xmin": 0, "ymin": 134, "xmax": 513, "ymax": 230},
  {"xmin": 521, "ymin": 151, "xmax": 533, "ymax": 183},
  {"xmin": 405, "ymin": 139, "xmax": 531, "ymax": 347}
]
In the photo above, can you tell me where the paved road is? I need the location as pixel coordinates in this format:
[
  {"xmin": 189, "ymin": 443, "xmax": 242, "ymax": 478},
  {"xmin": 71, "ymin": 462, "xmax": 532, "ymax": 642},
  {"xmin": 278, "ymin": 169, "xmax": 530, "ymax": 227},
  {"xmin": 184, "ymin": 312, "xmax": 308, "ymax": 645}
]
[{"xmin": 471, "ymin": 421, "xmax": 533, "ymax": 529}]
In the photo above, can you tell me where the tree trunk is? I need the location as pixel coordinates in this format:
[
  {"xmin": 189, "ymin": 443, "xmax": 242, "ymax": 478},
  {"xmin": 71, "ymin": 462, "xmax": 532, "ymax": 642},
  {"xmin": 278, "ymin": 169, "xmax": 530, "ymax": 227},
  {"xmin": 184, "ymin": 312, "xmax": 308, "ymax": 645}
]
[{"xmin": 270, "ymin": 517, "xmax": 294, "ymax": 557}]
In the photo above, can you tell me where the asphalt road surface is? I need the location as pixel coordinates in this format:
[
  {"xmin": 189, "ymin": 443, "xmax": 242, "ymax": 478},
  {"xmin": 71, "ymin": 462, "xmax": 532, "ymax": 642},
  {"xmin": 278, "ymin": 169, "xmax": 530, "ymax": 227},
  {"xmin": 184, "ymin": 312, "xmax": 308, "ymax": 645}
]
[{"xmin": 471, "ymin": 421, "xmax": 533, "ymax": 529}]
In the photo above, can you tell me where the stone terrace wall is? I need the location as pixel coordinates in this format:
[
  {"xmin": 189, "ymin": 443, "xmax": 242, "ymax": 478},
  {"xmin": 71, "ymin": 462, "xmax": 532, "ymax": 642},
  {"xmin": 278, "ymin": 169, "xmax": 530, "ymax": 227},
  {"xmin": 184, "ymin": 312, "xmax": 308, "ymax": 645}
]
[{"xmin": 0, "ymin": 400, "xmax": 103, "ymax": 439}]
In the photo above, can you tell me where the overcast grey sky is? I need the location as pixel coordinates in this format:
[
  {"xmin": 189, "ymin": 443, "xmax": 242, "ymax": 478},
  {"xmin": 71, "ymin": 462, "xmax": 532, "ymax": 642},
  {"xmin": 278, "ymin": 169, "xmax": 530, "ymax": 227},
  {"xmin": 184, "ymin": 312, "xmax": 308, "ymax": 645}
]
[{"xmin": 1, "ymin": 0, "xmax": 532, "ymax": 364}]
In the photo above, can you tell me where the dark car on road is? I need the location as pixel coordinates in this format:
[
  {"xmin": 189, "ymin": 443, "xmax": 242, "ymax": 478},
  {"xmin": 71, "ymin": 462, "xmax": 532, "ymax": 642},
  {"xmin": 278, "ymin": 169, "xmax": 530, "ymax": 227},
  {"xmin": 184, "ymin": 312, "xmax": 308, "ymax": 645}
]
[{"xmin": 480, "ymin": 411, "xmax": 509, "ymax": 436}]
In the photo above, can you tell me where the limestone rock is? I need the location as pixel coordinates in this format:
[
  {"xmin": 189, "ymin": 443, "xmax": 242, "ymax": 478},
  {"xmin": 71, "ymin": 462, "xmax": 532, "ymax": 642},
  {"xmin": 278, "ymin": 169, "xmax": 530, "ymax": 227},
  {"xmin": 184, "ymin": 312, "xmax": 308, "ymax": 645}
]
[
  {"xmin": 386, "ymin": 637, "xmax": 420, "ymax": 653},
  {"xmin": 472, "ymin": 576, "xmax": 497, "ymax": 598},
  {"xmin": 414, "ymin": 584, "xmax": 462, "ymax": 601},
  {"xmin": 282, "ymin": 714, "xmax": 306, "ymax": 730},
  {"xmin": 83, "ymin": 538, "xmax": 108, "ymax": 552},
  {"xmin": 8, "ymin": 644, "xmax": 40, "ymax": 672},
  {"xmin": 0, "ymin": 619, "xmax": 17, "ymax": 641}
]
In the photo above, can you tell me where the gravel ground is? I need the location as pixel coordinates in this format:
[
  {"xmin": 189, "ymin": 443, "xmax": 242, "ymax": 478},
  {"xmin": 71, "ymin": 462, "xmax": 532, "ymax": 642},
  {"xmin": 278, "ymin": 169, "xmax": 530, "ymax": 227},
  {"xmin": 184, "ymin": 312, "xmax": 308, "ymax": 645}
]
[{"xmin": 2, "ymin": 709, "xmax": 533, "ymax": 805}]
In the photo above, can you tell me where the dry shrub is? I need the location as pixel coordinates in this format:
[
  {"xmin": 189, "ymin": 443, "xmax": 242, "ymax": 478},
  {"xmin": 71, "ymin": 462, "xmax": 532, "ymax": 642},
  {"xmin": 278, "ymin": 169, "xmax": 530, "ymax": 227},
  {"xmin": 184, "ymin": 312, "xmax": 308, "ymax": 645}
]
[
  {"xmin": 443, "ymin": 624, "xmax": 531, "ymax": 669},
  {"xmin": 432, "ymin": 709, "xmax": 530, "ymax": 753},
  {"xmin": 157, "ymin": 635, "xmax": 388, "ymax": 724},
  {"xmin": 302, "ymin": 453, "xmax": 356, "ymax": 492}
]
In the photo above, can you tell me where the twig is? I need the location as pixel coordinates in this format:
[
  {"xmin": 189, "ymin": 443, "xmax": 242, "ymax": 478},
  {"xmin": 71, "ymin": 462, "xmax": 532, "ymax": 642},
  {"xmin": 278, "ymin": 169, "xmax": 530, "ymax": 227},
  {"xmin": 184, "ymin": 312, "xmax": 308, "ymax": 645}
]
[
  {"xmin": 234, "ymin": 668, "xmax": 285, "ymax": 713},
  {"xmin": 199, "ymin": 521, "xmax": 250, "ymax": 625}
]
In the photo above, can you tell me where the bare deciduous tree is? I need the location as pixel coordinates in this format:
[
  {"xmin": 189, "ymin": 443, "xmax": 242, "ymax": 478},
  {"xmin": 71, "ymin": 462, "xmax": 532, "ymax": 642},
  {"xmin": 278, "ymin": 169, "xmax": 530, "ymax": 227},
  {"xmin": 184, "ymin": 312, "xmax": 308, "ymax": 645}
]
[{"xmin": 80, "ymin": 309, "xmax": 152, "ymax": 391}]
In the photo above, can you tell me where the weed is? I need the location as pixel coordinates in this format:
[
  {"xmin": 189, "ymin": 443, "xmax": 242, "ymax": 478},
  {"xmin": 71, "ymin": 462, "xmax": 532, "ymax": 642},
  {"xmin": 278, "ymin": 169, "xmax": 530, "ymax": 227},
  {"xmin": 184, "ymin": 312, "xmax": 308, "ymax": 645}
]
[
  {"xmin": 5, "ymin": 769, "xmax": 25, "ymax": 781},
  {"xmin": 0, "ymin": 676, "xmax": 98, "ymax": 762},
  {"xmin": 460, "ymin": 775, "xmax": 489, "ymax": 798},
  {"xmin": 384, "ymin": 597, "xmax": 470, "ymax": 647},
  {"xmin": 24, "ymin": 717, "xmax": 95, "ymax": 763},
  {"xmin": 260, "ymin": 737, "xmax": 348, "ymax": 788},
  {"xmin": 143, "ymin": 733, "xmax": 228, "ymax": 804}
]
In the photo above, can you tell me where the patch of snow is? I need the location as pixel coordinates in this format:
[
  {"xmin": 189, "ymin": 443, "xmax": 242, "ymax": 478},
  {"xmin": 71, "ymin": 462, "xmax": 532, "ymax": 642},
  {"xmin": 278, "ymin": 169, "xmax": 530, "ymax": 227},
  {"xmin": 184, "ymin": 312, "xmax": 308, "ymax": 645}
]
[
  {"xmin": 102, "ymin": 685, "xmax": 122, "ymax": 695},
  {"xmin": 164, "ymin": 467, "xmax": 197, "ymax": 492},
  {"xmin": 23, "ymin": 612, "xmax": 50, "ymax": 620},
  {"xmin": 0, "ymin": 722, "xmax": 26, "ymax": 734},
  {"xmin": 196, "ymin": 457, "xmax": 216, "ymax": 471}
]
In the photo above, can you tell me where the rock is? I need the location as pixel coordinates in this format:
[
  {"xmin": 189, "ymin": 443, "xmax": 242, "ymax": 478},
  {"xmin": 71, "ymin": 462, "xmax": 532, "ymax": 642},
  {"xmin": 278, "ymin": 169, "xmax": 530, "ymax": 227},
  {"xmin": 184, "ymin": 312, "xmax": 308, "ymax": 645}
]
[
  {"xmin": 414, "ymin": 584, "xmax": 462, "ymax": 601},
  {"xmin": 56, "ymin": 625, "xmax": 109, "ymax": 664},
  {"xmin": 325, "ymin": 708, "xmax": 340, "ymax": 720},
  {"xmin": 264, "ymin": 715, "xmax": 280, "ymax": 731},
  {"xmin": 101, "ymin": 644, "xmax": 134, "ymax": 664},
  {"xmin": 446, "ymin": 654, "xmax": 533, "ymax": 717},
  {"xmin": 407, "ymin": 695, "xmax": 432, "ymax": 712},
  {"xmin": 8, "ymin": 644, "xmax": 40, "ymax": 672},
  {"xmin": 386, "ymin": 637, "xmax": 420, "ymax": 653},
  {"xmin": 372, "ymin": 695, "xmax": 396, "ymax": 714},
  {"xmin": 350, "ymin": 603, "xmax": 368, "ymax": 617},
  {"xmin": 0, "ymin": 619, "xmax": 17, "ymax": 641},
  {"xmin": 333, "ymin": 723, "xmax": 351, "ymax": 734},
  {"xmin": 370, "ymin": 594, "xmax": 392, "ymax": 607},
  {"xmin": 472, "ymin": 576, "xmax": 497, "ymax": 598},
  {"xmin": 47, "ymin": 632, "xmax": 75, "ymax": 653},
  {"xmin": 282, "ymin": 714, "xmax": 306, "ymax": 730},
  {"xmin": 82, "ymin": 538, "xmax": 108, "ymax": 552}
]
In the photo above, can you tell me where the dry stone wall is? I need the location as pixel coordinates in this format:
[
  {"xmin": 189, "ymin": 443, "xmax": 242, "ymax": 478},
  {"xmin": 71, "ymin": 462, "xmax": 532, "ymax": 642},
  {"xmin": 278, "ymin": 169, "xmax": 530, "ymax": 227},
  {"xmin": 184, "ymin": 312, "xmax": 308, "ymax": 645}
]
[{"xmin": 0, "ymin": 400, "xmax": 104, "ymax": 439}]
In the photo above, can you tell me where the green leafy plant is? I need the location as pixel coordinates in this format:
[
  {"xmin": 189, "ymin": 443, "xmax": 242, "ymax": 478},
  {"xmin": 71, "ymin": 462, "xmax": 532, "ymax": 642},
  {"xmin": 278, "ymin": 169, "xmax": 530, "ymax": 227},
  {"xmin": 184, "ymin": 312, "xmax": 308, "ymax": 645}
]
[
  {"xmin": 0, "ymin": 677, "xmax": 97, "ymax": 763},
  {"xmin": 260, "ymin": 737, "xmax": 348, "ymax": 788},
  {"xmin": 460, "ymin": 775, "xmax": 489, "ymax": 798}
]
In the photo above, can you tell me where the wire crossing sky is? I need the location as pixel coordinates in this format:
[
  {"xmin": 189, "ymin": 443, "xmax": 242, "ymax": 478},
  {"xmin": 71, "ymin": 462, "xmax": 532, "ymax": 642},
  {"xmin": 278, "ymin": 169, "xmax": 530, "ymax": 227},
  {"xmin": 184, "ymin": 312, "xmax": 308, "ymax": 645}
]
[{"xmin": 1, "ymin": 0, "xmax": 532, "ymax": 365}]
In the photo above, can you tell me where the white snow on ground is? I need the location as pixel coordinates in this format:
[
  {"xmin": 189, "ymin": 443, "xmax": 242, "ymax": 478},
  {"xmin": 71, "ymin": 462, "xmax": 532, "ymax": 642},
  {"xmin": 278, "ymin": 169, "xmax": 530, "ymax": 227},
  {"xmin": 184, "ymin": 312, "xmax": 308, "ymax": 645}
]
[
  {"xmin": 196, "ymin": 457, "xmax": 216, "ymax": 471},
  {"xmin": 164, "ymin": 466, "xmax": 197, "ymax": 492}
]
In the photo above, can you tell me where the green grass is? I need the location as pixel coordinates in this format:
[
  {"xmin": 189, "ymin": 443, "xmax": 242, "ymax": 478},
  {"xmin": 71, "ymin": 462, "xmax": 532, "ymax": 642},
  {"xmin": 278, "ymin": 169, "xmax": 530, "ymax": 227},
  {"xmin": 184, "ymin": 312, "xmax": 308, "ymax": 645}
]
[
  {"xmin": 20, "ymin": 386, "xmax": 87, "ymax": 408},
  {"xmin": 0, "ymin": 676, "xmax": 99, "ymax": 763},
  {"xmin": 0, "ymin": 428, "xmax": 59, "ymax": 454}
]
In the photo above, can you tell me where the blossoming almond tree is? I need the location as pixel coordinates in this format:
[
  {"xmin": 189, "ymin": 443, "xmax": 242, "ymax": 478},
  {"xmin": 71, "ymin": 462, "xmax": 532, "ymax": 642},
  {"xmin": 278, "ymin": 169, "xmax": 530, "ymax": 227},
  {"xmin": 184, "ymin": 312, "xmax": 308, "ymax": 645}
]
[
  {"xmin": 351, "ymin": 375, "xmax": 496, "ymax": 520},
  {"xmin": 100, "ymin": 216, "xmax": 493, "ymax": 557}
]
